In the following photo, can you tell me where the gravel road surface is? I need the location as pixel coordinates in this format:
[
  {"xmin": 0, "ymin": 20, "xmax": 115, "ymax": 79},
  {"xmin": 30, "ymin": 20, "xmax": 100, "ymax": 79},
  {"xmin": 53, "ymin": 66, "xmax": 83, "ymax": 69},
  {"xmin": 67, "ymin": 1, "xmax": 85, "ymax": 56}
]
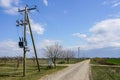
[{"xmin": 39, "ymin": 60, "xmax": 90, "ymax": 80}]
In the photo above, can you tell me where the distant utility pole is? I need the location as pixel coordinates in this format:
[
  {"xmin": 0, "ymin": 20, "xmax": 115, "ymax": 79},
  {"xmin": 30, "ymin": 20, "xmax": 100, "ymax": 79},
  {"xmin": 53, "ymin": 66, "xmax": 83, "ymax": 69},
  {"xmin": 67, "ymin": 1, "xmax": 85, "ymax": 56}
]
[
  {"xmin": 78, "ymin": 47, "xmax": 80, "ymax": 60},
  {"xmin": 16, "ymin": 5, "xmax": 40, "ymax": 76}
]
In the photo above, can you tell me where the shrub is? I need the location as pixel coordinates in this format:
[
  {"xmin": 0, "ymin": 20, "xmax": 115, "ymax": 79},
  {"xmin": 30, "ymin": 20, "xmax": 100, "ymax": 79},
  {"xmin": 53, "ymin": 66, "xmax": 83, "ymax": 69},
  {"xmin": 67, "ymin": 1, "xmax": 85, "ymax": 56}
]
[
  {"xmin": 92, "ymin": 58, "xmax": 107, "ymax": 65},
  {"xmin": 57, "ymin": 61, "xmax": 66, "ymax": 64}
]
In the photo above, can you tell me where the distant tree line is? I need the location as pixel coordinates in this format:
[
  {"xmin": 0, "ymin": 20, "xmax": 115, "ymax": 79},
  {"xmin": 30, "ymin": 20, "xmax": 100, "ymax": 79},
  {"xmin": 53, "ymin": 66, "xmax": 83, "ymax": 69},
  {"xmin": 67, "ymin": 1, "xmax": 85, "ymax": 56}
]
[{"xmin": 0, "ymin": 56, "xmax": 23, "ymax": 69}]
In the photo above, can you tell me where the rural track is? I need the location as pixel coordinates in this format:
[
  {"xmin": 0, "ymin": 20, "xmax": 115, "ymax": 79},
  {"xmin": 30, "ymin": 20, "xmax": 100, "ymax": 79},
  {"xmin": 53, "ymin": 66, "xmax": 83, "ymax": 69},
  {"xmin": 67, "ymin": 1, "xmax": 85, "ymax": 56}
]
[{"xmin": 39, "ymin": 60, "xmax": 90, "ymax": 80}]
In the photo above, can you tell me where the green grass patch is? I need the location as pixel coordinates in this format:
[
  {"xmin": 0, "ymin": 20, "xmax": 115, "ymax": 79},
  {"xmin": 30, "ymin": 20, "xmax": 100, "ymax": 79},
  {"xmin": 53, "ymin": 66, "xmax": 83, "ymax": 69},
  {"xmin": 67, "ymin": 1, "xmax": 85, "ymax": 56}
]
[
  {"xmin": 91, "ymin": 58, "xmax": 120, "ymax": 65},
  {"xmin": 0, "ymin": 66, "xmax": 66, "ymax": 80},
  {"xmin": 0, "ymin": 58, "xmax": 82, "ymax": 80},
  {"xmin": 106, "ymin": 58, "xmax": 120, "ymax": 65},
  {"xmin": 0, "ymin": 60, "xmax": 66, "ymax": 80},
  {"xmin": 91, "ymin": 66, "xmax": 120, "ymax": 80}
]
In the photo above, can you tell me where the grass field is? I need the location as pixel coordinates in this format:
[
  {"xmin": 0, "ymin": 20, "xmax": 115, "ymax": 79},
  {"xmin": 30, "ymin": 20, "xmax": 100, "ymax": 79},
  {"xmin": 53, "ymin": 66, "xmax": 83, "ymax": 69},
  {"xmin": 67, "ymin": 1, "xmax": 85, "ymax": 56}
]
[
  {"xmin": 0, "ymin": 58, "xmax": 82, "ymax": 80},
  {"xmin": 91, "ymin": 58, "xmax": 120, "ymax": 80},
  {"xmin": 91, "ymin": 58, "xmax": 120, "ymax": 65},
  {"xmin": 106, "ymin": 58, "xmax": 120, "ymax": 65},
  {"xmin": 91, "ymin": 66, "xmax": 120, "ymax": 80},
  {"xmin": 0, "ymin": 59, "xmax": 67, "ymax": 80}
]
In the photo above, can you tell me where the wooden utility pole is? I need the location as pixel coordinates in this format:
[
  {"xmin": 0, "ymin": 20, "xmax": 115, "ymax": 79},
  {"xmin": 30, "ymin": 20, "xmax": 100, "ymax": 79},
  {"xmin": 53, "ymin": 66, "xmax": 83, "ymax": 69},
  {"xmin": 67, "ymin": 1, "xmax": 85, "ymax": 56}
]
[
  {"xmin": 27, "ymin": 12, "xmax": 40, "ymax": 72},
  {"xmin": 16, "ymin": 5, "xmax": 40, "ymax": 77},
  {"xmin": 78, "ymin": 47, "xmax": 80, "ymax": 60}
]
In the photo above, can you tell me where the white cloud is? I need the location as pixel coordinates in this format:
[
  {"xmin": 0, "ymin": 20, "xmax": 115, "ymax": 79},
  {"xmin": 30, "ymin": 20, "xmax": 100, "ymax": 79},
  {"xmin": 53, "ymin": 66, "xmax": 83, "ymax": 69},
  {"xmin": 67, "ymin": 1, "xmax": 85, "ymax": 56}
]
[
  {"xmin": 0, "ymin": 0, "xmax": 20, "ymax": 15},
  {"xmin": 43, "ymin": 0, "xmax": 48, "ymax": 6},
  {"xmin": 73, "ymin": 18, "xmax": 120, "ymax": 50},
  {"xmin": 0, "ymin": 0, "xmax": 11, "ymax": 7},
  {"xmin": 0, "ymin": 40, "xmax": 22, "ymax": 57},
  {"xmin": 30, "ymin": 19, "xmax": 45, "ymax": 35},
  {"xmin": 72, "ymin": 33, "xmax": 87, "ymax": 38},
  {"xmin": 4, "ymin": 7, "xmax": 18, "ymax": 15},
  {"xmin": 0, "ymin": 40, "xmax": 43, "ymax": 57},
  {"xmin": 39, "ymin": 39, "xmax": 61, "ymax": 48},
  {"xmin": 88, "ymin": 18, "xmax": 120, "ymax": 49}
]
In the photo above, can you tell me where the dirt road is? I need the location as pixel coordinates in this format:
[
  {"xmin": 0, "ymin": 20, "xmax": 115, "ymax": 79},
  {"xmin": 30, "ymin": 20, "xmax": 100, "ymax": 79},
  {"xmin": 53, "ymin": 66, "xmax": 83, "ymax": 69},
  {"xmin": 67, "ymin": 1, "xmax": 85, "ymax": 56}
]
[{"xmin": 39, "ymin": 60, "xmax": 90, "ymax": 80}]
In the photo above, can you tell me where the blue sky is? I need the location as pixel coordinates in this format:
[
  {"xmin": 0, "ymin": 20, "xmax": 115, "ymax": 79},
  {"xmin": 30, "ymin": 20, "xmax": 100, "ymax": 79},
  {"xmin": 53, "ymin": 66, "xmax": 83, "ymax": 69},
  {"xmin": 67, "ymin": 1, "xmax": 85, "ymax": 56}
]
[{"xmin": 0, "ymin": 0, "xmax": 120, "ymax": 58}]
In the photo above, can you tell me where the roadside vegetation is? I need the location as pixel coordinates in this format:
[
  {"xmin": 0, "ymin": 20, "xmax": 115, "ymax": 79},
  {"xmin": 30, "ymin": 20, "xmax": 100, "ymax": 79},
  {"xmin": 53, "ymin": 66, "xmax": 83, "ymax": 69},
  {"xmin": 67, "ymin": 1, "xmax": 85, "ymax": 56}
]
[
  {"xmin": 91, "ymin": 66, "xmax": 120, "ymax": 80},
  {"xmin": 0, "ymin": 57, "xmax": 67, "ymax": 80},
  {"xmin": 91, "ymin": 58, "xmax": 120, "ymax": 65},
  {"xmin": 0, "ymin": 56, "xmax": 83, "ymax": 80},
  {"xmin": 91, "ymin": 58, "xmax": 120, "ymax": 80}
]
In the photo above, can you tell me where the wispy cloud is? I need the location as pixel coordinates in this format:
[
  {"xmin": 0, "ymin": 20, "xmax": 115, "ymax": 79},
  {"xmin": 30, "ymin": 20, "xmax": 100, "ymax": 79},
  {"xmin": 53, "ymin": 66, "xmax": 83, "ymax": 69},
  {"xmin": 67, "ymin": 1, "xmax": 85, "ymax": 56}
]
[
  {"xmin": 30, "ymin": 19, "xmax": 45, "ymax": 35},
  {"xmin": 4, "ymin": 7, "xmax": 18, "ymax": 15},
  {"xmin": 0, "ymin": 0, "xmax": 20, "ymax": 15},
  {"xmin": 43, "ymin": 0, "xmax": 48, "ymax": 6},
  {"xmin": 72, "ymin": 33, "xmax": 87, "ymax": 38},
  {"xmin": 102, "ymin": 0, "xmax": 120, "ymax": 7},
  {"xmin": 39, "ymin": 39, "xmax": 61, "ymax": 48},
  {"xmin": 112, "ymin": 2, "xmax": 120, "ymax": 7},
  {"xmin": 109, "ymin": 12, "xmax": 120, "ymax": 18}
]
